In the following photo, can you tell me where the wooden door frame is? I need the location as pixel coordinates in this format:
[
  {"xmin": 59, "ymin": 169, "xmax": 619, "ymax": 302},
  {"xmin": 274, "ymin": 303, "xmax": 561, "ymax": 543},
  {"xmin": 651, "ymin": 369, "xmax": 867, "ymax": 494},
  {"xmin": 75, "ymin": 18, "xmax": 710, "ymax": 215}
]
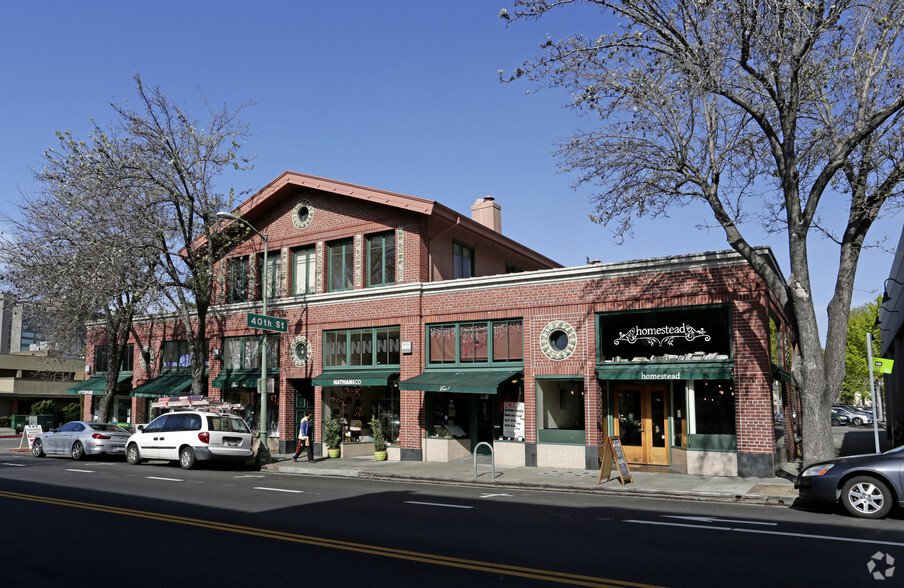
[{"xmin": 613, "ymin": 384, "xmax": 670, "ymax": 466}]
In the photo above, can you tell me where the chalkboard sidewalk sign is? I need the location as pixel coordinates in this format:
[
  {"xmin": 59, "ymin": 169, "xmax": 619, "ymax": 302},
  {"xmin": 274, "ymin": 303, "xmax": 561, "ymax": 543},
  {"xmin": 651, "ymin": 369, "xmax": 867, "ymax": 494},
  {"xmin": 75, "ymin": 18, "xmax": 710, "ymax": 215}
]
[{"xmin": 597, "ymin": 436, "xmax": 633, "ymax": 486}]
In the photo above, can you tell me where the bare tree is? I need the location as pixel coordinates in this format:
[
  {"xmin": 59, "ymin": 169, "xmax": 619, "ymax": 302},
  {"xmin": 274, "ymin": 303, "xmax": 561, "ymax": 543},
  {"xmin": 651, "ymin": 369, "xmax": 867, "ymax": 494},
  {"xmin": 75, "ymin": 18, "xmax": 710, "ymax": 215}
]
[
  {"xmin": 112, "ymin": 74, "xmax": 255, "ymax": 396},
  {"xmin": 0, "ymin": 126, "xmax": 161, "ymax": 421},
  {"xmin": 502, "ymin": 0, "xmax": 904, "ymax": 464}
]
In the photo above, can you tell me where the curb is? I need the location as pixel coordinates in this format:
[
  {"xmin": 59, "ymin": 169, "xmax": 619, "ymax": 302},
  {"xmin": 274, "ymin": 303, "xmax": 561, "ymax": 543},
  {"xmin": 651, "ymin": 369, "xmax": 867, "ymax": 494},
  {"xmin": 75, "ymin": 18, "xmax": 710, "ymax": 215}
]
[{"xmin": 262, "ymin": 463, "xmax": 794, "ymax": 505}]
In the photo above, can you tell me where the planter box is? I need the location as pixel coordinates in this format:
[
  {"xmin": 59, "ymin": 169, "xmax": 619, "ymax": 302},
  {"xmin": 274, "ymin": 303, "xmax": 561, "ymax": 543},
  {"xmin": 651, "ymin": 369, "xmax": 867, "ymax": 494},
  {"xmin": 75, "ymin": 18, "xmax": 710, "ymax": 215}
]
[
  {"xmin": 423, "ymin": 437, "xmax": 471, "ymax": 462},
  {"xmin": 340, "ymin": 442, "xmax": 375, "ymax": 457}
]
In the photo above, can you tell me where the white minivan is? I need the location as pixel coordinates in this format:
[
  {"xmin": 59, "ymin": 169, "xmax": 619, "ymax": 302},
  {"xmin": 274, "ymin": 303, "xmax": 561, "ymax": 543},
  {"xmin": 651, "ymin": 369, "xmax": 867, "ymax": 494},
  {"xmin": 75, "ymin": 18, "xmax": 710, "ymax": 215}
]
[{"xmin": 126, "ymin": 411, "xmax": 255, "ymax": 469}]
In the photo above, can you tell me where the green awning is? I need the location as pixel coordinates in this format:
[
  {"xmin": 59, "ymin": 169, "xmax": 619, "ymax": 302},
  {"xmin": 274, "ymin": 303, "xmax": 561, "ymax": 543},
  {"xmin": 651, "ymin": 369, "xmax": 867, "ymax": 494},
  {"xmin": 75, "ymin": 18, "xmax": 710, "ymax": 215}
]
[
  {"xmin": 211, "ymin": 368, "xmax": 278, "ymax": 389},
  {"xmin": 399, "ymin": 369, "xmax": 521, "ymax": 394},
  {"xmin": 595, "ymin": 360, "xmax": 731, "ymax": 381},
  {"xmin": 130, "ymin": 372, "xmax": 194, "ymax": 398},
  {"xmin": 67, "ymin": 374, "xmax": 132, "ymax": 396},
  {"xmin": 312, "ymin": 369, "xmax": 400, "ymax": 387},
  {"xmin": 772, "ymin": 366, "xmax": 796, "ymax": 386}
]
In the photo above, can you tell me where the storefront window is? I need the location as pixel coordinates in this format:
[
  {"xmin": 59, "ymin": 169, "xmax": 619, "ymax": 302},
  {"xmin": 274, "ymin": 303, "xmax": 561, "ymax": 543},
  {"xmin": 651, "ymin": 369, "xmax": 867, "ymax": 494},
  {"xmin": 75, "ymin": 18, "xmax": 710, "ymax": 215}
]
[
  {"xmin": 535, "ymin": 379, "xmax": 585, "ymax": 444},
  {"xmin": 693, "ymin": 380, "xmax": 736, "ymax": 435},
  {"xmin": 324, "ymin": 385, "xmax": 400, "ymax": 444}
]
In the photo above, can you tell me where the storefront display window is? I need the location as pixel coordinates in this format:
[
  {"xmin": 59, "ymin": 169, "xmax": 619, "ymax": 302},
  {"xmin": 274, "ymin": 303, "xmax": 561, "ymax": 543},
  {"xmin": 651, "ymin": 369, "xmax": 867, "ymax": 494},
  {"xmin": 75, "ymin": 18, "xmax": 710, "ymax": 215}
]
[
  {"xmin": 324, "ymin": 385, "xmax": 400, "ymax": 444},
  {"xmin": 693, "ymin": 380, "xmax": 736, "ymax": 435},
  {"xmin": 535, "ymin": 379, "xmax": 585, "ymax": 444}
]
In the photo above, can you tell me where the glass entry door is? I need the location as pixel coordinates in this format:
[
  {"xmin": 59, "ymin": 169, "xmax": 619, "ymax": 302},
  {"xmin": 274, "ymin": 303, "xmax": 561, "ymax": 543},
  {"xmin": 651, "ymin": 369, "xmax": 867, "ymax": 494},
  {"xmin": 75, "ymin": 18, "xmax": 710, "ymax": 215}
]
[{"xmin": 614, "ymin": 384, "xmax": 669, "ymax": 465}]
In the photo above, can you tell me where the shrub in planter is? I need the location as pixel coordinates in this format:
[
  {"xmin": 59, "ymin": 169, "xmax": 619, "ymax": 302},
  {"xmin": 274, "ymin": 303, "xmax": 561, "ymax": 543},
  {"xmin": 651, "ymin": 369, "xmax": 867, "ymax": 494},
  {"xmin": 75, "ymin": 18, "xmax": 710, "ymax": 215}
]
[
  {"xmin": 369, "ymin": 416, "xmax": 387, "ymax": 451},
  {"xmin": 323, "ymin": 416, "xmax": 342, "ymax": 457}
]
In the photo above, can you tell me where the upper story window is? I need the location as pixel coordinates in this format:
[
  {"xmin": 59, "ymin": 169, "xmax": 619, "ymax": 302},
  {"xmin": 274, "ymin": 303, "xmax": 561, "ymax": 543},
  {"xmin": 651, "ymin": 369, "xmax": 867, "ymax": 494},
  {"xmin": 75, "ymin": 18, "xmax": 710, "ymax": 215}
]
[
  {"xmin": 94, "ymin": 343, "xmax": 135, "ymax": 373},
  {"xmin": 227, "ymin": 256, "xmax": 250, "ymax": 304},
  {"xmin": 257, "ymin": 251, "xmax": 281, "ymax": 300},
  {"xmin": 223, "ymin": 335, "xmax": 280, "ymax": 370},
  {"xmin": 292, "ymin": 246, "xmax": 316, "ymax": 295},
  {"xmin": 367, "ymin": 232, "xmax": 396, "ymax": 287},
  {"xmin": 428, "ymin": 320, "xmax": 522, "ymax": 365},
  {"xmin": 324, "ymin": 327, "xmax": 401, "ymax": 368},
  {"xmin": 328, "ymin": 239, "xmax": 354, "ymax": 292},
  {"xmin": 453, "ymin": 241, "xmax": 474, "ymax": 279},
  {"xmin": 162, "ymin": 340, "xmax": 191, "ymax": 371}
]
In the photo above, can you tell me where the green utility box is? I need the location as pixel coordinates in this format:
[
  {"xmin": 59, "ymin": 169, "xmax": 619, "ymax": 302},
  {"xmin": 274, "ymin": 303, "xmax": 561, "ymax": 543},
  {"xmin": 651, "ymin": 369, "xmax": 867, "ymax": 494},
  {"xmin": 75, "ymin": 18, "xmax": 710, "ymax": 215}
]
[{"xmin": 10, "ymin": 415, "xmax": 26, "ymax": 433}]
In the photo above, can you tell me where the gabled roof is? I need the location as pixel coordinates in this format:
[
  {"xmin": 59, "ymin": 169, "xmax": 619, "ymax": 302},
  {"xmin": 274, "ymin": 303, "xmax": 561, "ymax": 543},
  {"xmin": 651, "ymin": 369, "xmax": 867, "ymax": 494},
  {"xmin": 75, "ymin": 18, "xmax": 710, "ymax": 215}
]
[
  {"xmin": 224, "ymin": 171, "xmax": 562, "ymax": 268},
  {"xmin": 235, "ymin": 171, "xmax": 436, "ymax": 222}
]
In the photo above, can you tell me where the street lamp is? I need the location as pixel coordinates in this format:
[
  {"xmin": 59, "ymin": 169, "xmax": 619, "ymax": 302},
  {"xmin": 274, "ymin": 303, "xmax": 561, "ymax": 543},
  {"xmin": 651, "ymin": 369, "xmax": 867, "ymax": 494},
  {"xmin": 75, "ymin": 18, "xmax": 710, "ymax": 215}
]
[{"xmin": 216, "ymin": 211, "xmax": 271, "ymax": 464}]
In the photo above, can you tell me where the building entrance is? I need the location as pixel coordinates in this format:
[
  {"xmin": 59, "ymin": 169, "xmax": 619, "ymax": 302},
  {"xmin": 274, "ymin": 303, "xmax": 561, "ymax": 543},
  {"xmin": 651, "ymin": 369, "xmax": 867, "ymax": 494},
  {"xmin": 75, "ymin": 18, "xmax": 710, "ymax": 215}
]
[{"xmin": 614, "ymin": 384, "xmax": 669, "ymax": 465}]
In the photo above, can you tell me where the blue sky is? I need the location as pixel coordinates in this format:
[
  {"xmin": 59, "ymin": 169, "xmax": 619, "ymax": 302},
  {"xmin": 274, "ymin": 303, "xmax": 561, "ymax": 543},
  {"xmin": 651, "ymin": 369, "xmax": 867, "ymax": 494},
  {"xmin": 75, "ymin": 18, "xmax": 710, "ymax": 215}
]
[{"xmin": 1, "ymin": 1, "xmax": 900, "ymax": 339}]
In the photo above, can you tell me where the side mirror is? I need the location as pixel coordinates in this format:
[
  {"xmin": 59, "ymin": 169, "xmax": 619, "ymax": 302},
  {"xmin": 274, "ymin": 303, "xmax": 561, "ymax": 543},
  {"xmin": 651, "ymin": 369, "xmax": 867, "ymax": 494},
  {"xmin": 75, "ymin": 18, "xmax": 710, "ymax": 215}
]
[{"xmin": 136, "ymin": 424, "xmax": 145, "ymax": 432}]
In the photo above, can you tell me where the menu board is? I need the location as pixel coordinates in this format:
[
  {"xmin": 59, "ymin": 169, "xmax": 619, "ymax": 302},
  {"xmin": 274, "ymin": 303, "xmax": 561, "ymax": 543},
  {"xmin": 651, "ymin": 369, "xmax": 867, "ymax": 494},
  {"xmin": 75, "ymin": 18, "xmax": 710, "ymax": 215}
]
[
  {"xmin": 503, "ymin": 401, "xmax": 525, "ymax": 439},
  {"xmin": 598, "ymin": 436, "xmax": 633, "ymax": 486}
]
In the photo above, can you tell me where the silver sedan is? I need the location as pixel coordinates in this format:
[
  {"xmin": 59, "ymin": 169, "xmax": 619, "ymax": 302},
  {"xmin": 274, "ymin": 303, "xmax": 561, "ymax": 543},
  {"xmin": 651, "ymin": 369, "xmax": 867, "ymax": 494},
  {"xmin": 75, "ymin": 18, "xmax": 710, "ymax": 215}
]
[{"xmin": 31, "ymin": 421, "xmax": 132, "ymax": 460}]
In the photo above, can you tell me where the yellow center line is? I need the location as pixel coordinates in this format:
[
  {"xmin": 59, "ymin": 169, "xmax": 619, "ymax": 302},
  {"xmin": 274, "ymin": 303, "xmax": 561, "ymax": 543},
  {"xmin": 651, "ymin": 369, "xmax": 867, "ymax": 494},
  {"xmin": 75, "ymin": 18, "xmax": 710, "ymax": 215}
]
[{"xmin": 0, "ymin": 490, "xmax": 664, "ymax": 588}]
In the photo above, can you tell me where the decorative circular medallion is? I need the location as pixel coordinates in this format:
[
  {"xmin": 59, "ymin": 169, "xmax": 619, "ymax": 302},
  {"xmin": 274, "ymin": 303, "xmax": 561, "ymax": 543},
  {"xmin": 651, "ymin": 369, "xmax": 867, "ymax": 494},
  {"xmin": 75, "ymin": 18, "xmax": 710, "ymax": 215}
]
[
  {"xmin": 292, "ymin": 199, "xmax": 314, "ymax": 229},
  {"xmin": 539, "ymin": 321, "xmax": 578, "ymax": 361},
  {"xmin": 290, "ymin": 335, "xmax": 312, "ymax": 367}
]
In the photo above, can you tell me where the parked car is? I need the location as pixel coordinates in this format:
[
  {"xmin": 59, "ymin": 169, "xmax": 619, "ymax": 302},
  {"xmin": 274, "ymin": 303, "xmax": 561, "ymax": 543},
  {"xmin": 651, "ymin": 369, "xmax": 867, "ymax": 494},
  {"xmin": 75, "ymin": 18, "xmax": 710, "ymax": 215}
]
[
  {"xmin": 830, "ymin": 409, "xmax": 850, "ymax": 427},
  {"xmin": 32, "ymin": 421, "xmax": 131, "ymax": 460},
  {"xmin": 125, "ymin": 410, "xmax": 254, "ymax": 469},
  {"xmin": 795, "ymin": 445, "xmax": 904, "ymax": 519},
  {"xmin": 832, "ymin": 405, "xmax": 872, "ymax": 426}
]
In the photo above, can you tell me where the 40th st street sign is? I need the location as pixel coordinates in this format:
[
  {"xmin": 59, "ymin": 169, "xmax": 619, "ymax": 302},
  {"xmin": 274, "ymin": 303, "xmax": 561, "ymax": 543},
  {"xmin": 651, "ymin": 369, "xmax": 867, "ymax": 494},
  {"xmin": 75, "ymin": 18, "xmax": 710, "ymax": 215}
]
[{"xmin": 247, "ymin": 313, "xmax": 288, "ymax": 333}]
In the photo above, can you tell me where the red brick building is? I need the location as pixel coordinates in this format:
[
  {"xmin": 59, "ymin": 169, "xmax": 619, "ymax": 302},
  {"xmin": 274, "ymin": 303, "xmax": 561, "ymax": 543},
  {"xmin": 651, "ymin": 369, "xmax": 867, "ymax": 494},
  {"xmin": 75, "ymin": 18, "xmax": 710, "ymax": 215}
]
[{"xmin": 84, "ymin": 171, "xmax": 800, "ymax": 477}]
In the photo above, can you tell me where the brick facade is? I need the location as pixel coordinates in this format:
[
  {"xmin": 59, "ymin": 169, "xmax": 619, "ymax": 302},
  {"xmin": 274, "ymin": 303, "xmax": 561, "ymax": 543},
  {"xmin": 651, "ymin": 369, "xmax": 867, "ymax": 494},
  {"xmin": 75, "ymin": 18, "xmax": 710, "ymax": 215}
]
[{"xmin": 83, "ymin": 172, "xmax": 797, "ymax": 477}]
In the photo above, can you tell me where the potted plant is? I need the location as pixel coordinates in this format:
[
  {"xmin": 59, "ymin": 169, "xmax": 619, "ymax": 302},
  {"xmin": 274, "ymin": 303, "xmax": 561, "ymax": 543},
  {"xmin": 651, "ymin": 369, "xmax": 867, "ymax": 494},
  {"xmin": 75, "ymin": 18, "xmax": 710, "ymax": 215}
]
[
  {"xmin": 323, "ymin": 416, "xmax": 342, "ymax": 458},
  {"xmin": 370, "ymin": 416, "xmax": 387, "ymax": 461}
]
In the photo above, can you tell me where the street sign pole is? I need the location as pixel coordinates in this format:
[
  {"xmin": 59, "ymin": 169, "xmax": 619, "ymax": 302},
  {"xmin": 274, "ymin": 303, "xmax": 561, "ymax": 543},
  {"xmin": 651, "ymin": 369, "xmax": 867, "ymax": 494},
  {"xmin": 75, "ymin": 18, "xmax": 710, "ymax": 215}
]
[{"xmin": 867, "ymin": 332, "xmax": 879, "ymax": 453}]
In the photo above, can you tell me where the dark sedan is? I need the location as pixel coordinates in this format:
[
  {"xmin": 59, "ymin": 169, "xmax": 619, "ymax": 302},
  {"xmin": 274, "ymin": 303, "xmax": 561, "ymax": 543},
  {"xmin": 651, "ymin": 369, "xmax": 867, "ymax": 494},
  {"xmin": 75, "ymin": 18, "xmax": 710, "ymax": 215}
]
[{"xmin": 795, "ymin": 446, "xmax": 904, "ymax": 519}]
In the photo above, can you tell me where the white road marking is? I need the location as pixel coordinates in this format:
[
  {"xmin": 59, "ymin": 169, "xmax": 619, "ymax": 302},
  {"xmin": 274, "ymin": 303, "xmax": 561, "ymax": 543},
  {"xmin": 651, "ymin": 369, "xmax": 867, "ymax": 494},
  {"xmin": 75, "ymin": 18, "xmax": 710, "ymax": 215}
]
[
  {"xmin": 405, "ymin": 501, "xmax": 473, "ymax": 509},
  {"xmin": 146, "ymin": 476, "xmax": 184, "ymax": 482},
  {"xmin": 235, "ymin": 475, "xmax": 266, "ymax": 478},
  {"xmin": 663, "ymin": 515, "xmax": 777, "ymax": 526},
  {"xmin": 65, "ymin": 469, "xmax": 95, "ymax": 473},
  {"xmin": 253, "ymin": 487, "xmax": 304, "ymax": 493},
  {"xmin": 626, "ymin": 520, "xmax": 904, "ymax": 547},
  {"xmin": 1, "ymin": 463, "xmax": 27, "ymax": 467},
  {"xmin": 479, "ymin": 493, "xmax": 512, "ymax": 498}
]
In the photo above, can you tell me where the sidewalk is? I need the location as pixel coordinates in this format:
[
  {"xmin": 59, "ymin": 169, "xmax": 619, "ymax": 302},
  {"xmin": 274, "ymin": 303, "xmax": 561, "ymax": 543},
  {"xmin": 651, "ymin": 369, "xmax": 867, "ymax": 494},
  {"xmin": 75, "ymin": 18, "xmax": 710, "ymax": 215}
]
[{"xmin": 262, "ymin": 452, "xmax": 799, "ymax": 506}]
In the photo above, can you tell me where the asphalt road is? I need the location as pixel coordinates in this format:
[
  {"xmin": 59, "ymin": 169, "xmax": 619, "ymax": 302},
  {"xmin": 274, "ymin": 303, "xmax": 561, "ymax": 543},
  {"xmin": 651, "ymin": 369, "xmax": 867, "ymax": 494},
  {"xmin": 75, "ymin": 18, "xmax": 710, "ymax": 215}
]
[{"xmin": 1, "ymin": 448, "xmax": 901, "ymax": 587}]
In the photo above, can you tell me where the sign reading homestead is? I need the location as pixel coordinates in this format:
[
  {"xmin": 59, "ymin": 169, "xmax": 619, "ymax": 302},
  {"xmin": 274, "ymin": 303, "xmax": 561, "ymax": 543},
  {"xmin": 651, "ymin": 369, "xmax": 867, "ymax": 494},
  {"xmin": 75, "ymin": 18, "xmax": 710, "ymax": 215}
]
[{"xmin": 247, "ymin": 313, "xmax": 288, "ymax": 333}]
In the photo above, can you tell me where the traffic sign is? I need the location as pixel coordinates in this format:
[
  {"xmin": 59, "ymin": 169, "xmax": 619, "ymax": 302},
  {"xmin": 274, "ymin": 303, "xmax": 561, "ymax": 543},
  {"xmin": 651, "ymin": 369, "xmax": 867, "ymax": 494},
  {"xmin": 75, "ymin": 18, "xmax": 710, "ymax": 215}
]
[
  {"xmin": 873, "ymin": 357, "xmax": 894, "ymax": 374},
  {"xmin": 247, "ymin": 313, "xmax": 288, "ymax": 333}
]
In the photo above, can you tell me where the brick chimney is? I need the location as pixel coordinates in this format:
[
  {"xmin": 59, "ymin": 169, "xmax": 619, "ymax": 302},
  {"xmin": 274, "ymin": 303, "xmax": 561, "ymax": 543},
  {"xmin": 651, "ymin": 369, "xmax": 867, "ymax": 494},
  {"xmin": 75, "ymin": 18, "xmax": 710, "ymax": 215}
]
[{"xmin": 470, "ymin": 196, "xmax": 502, "ymax": 233}]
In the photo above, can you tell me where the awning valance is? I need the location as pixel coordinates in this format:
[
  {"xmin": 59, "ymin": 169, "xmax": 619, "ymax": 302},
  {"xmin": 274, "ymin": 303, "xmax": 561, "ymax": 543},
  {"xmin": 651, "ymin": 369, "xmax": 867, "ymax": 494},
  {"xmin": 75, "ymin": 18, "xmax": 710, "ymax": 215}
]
[
  {"xmin": 130, "ymin": 372, "xmax": 194, "ymax": 398},
  {"xmin": 399, "ymin": 369, "xmax": 521, "ymax": 394},
  {"xmin": 595, "ymin": 360, "xmax": 732, "ymax": 381},
  {"xmin": 67, "ymin": 374, "xmax": 132, "ymax": 396},
  {"xmin": 211, "ymin": 368, "xmax": 278, "ymax": 389},
  {"xmin": 312, "ymin": 369, "xmax": 399, "ymax": 387}
]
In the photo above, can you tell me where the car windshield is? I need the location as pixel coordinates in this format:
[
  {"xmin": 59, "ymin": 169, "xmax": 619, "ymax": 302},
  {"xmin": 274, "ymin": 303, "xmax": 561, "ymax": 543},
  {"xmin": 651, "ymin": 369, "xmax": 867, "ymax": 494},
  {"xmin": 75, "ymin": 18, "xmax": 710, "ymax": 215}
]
[
  {"xmin": 89, "ymin": 423, "xmax": 130, "ymax": 433},
  {"xmin": 207, "ymin": 415, "xmax": 250, "ymax": 434}
]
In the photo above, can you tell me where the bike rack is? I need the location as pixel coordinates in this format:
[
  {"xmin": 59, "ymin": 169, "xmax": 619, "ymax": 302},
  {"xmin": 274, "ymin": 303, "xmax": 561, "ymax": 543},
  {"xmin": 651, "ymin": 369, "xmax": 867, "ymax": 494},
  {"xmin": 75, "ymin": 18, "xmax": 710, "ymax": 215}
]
[{"xmin": 473, "ymin": 441, "xmax": 495, "ymax": 480}]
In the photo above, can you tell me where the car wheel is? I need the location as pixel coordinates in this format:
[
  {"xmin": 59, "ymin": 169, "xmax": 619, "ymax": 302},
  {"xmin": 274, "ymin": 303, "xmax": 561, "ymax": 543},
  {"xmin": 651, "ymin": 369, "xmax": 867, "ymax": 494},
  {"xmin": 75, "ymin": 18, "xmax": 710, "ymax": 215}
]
[
  {"xmin": 71, "ymin": 441, "xmax": 85, "ymax": 461},
  {"xmin": 179, "ymin": 447, "xmax": 196, "ymax": 470},
  {"xmin": 831, "ymin": 418, "xmax": 840, "ymax": 426},
  {"xmin": 852, "ymin": 417, "xmax": 863, "ymax": 426},
  {"xmin": 841, "ymin": 476, "xmax": 893, "ymax": 519},
  {"xmin": 32, "ymin": 439, "xmax": 45, "ymax": 458},
  {"xmin": 126, "ymin": 444, "xmax": 142, "ymax": 465}
]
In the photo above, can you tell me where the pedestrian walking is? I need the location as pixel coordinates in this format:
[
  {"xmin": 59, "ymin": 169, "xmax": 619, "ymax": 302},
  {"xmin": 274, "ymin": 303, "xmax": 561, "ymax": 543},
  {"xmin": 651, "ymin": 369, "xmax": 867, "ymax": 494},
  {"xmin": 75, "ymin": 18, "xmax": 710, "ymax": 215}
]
[{"xmin": 293, "ymin": 411, "xmax": 314, "ymax": 462}]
